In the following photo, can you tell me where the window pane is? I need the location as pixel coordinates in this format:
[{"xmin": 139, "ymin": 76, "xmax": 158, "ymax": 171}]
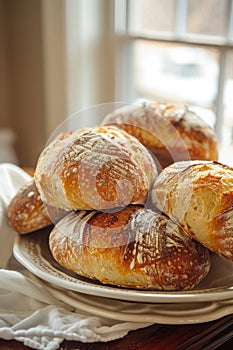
[
  {"xmin": 132, "ymin": 40, "xmax": 219, "ymax": 126},
  {"xmin": 222, "ymin": 51, "xmax": 233, "ymax": 145},
  {"xmin": 187, "ymin": 0, "xmax": 228, "ymax": 37},
  {"xmin": 220, "ymin": 51, "xmax": 233, "ymax": 165},
  {"xmin": 128, "ymin": 0, "xmax": 176, "ymax": 35}
]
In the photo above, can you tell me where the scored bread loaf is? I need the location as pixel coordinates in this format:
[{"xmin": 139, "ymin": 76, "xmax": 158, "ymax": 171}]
[
  {"xmin": 49, "ymin": 204, "xmax": 210, "ymax": 290},
  {"xmin": 8, "ymin": 180, "xmax": 66, "ymax": 234},
  {"xmin": 34, "ymin": 125, "xmax": 157, "ymax": 211},
  {"xmin": 102, "ymin": 102, "xmax": 218, "ymax": 169},
  {"xmin": 152, "ymin": 160, "xmax": 233, "ymax": 261}
]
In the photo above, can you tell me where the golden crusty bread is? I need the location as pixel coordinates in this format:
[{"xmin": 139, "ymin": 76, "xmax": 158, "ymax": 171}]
[
  {"xmin": 102, "ymin": 102, "xmax": 218, "ymax": 169},
  {"xmin": 49, "ymin": 205, "xmax": 210, "ymax": 290},
  {"xmin": 152, "ymin": 160, "xmax": 233, "ymax": 261},
  {"xmin": 34, "ymin": 125, "xmax": 158, "ymax": 211},
  {"xmin": 7, "ymin": 180, "xmax": 66, "ymax": 234}
]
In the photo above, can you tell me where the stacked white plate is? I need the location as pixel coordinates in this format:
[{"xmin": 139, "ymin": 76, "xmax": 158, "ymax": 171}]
[{"xmin": 13, "ymin": 231, "xmax": 233, "ymax": 325}]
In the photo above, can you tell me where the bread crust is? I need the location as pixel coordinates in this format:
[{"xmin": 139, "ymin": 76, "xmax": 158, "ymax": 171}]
[
  {"xmin": 7, "ymin": 180, "xmax": 51, "ymax": 234},
  {"xmin": 34, "ymin": 126, "xmax": 158, "ymax": 211},
  {"xmin": 102, "ymin": 102, "xmax": 218, "ymax": 169},
  {"xmin": 7, "ymin": 180, "xmax": 67, "ymax": 234},
  {"xmin": 152, "ymin": 160, "xmax": 233, "ymax": 261},
  {"xmin": 49, "ymin": 205, "xmax": 210, "ymax": 290}
]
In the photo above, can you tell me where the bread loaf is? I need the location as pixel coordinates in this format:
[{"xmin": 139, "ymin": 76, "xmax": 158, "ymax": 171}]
[
  {"xmin": 8, "ymin": 180, "xmax": 66, "ymax": 234},
  {"xmin": 34, "ymin": 125, "xmax": 157, "ymax": 211},
  {"xmin": 102, "ymin": 102, "xmax": 218, "ymax": 169},
  {"xmin": 152, "ymin": 160, "xmax": 233, "ymax": 261},
  {"xmin": 49, "ymin": 205, "xmax": 210, "ymax": 290}
]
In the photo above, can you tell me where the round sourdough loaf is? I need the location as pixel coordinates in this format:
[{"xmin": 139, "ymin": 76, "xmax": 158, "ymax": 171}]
[
  {"xmin": 8, "ymin": 180, "xmax": 66, "ymax": 234},
  {"xmin": 102, "ymin": 102, "xmax": 218, "ymax": 169},
  {"xmin": 49, "ymin": 205, "xmax": 210, "ymax": 290},
  {"xmin": 152, "ymin": 160, "xmax": 233, "ymax": 261},
  {"xmin": 34, "ymin": 125, "xmax": 157, "ymax": 211}
]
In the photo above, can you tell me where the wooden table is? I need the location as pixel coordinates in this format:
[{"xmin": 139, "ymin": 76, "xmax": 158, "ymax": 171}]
[{"xmin": 1, "ymin": 314, "xmax": 233, "ymax": 349}]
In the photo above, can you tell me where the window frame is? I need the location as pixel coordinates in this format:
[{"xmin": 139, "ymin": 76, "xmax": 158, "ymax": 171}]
[{"xmin": 114, "ymin": 0, "xmax": 233, "ymax": 143}]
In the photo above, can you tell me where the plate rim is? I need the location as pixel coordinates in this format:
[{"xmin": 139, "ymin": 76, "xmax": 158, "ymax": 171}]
[{"xmin": 46, "ymin": 286, "xmax": 233, "ymax": 324}]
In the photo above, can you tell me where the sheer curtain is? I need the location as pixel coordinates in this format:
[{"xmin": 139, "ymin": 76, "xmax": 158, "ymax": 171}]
[
  {"xmin": 42, "ymin": 0, "xmax": 115, "ymax": 136},
  {"xmin": 64, "ymin": 0, "xmax": 115, "ymax": 119}
]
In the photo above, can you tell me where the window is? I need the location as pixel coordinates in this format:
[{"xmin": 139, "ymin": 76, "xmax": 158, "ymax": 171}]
[{"xmin": 114, "ymin": 0, "xmax": 233, "ymax": 159}]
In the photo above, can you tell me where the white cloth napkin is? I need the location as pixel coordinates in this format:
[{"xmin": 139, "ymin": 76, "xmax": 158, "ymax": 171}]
[{"xmin": 0, "ymin": 163, "xmax": 151, "ymax": 350}]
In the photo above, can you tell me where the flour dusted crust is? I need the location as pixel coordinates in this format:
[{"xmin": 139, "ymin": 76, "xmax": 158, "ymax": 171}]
[
  {"xmin": 102, "ymin": 102, "xmax": 218, "ymax": 169},
  {"xmin": 49, "ymin": 205, "xmax": 210, "ymax": 290},
  {"xmin": 7, "ymin": 180, "xmax": 66, "ymax": 234},
  {"xmin": 152, "ymin": 160, "xmax": 233, "ymax": 261},
  {"xmin": 34, "ymin": 125, "xmax": 158, "ymax": 211}
]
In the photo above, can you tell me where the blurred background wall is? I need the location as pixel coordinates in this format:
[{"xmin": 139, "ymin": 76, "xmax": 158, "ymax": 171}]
[
  {"xmin": 0, "ymin": 0, "xmax": 114, "ymax": 167},
  {"xmin": 0, "ymin": 0, "xmax": 47, "ymax": 167}
]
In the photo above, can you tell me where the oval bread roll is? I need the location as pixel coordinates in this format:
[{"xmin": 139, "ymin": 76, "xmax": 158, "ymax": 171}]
[
  {"xmin": 102, "ymin": 102, "xmax": 218, "ymax": 169},
  {"xmin": 34, "ymin": 125, "xmax": 157, "ymax": 211},
  {"xmin": 49, "ymin": 205, "xmax": 210, "ymax": 290},
  {"xmin": 152, "ymin": 160, "xmax": 233, "ymax": 261},
  {"xmin": 8, "ymin": 180, "xmax": 66, "ymax": 234}
]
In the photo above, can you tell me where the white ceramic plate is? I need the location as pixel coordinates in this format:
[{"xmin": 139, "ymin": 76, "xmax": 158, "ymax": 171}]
[
  {"xmin": 13, "ymin": 231, "xmax": 233, "ymax": 304},
  {"xmin": 29, "ymin": 274, "xmax": 233, "ymax": 325}
]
